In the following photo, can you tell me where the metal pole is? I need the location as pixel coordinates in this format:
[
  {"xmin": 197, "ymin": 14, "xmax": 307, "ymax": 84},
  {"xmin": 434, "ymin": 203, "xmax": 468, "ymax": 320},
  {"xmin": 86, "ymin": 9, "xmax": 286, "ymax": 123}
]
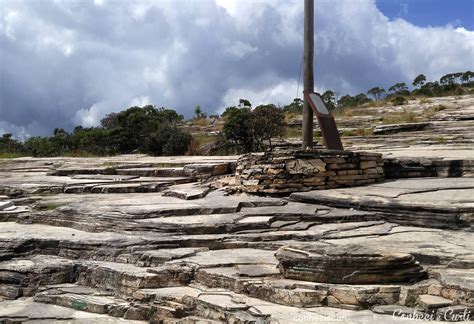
[{"xmin": 302, "ymin": 0, "xmax": 314, "ymax": 149}]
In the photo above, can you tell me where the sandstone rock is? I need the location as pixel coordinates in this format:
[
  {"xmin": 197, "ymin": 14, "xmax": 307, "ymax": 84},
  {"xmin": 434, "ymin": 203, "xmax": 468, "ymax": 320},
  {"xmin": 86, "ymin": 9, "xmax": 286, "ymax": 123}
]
[
  {"xmin": 275, "ymin": 244, "xmax": 427, "ymax": 284},
  {"xmin": 417, "ymin": 294, "xmax": 454, "ymax": 310},
  {"xmin": 0, "ymin": 298, "xmax": 145, "ymax": 323},
  {"xmin": 373, "ymin": 122, "xmax": 432, "ymax": 135},
  {"xmin": 163, "ymin": 183, "xmax": 211, "ymax": 200},
  {"xmin": 0, "ymin": 201, "xmax": 14, "ymax": 211},
  {"xmin": 290, "ymin": 177, "xmax": 474, "ymax": 229},
  {"xmin": 183, "ymin": 163, "xmax": 231, "ymax": 178},
  {"xmin": 0, "ymin": 153, "xmax": 473, "ymax": 322}
]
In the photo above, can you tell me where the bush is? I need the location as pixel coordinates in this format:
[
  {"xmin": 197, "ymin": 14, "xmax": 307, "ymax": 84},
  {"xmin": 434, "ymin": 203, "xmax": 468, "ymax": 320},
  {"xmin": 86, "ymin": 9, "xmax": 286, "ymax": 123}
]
[
  {"xmin": 222, "ymin": 105, "xmax": 286, "ymax": 153},
  {"xmin": 145, "ymin": 126, "xmax": 192, "ymax": 156},
  {"xmin": 391, "ymin": 96, "xmax": 407, "ymax": 106},
  {"xmin": 24, "ymin": 137, "xmax": 60, "ymax": 157},
  {"xmin": 0, "ymin": 133, "xmax": 24, "ymax": 154}
]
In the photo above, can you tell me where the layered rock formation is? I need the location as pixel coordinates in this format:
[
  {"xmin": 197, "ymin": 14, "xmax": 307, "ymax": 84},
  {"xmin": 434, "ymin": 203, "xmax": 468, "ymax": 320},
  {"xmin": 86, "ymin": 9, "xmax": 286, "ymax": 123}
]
[
  {"xmin": 275, "ymin": 244, "xmax": 427, "ymax": 284},
  {"xmin": 0, "ymin": 155, "xmax": 472, "ymax": 322}
]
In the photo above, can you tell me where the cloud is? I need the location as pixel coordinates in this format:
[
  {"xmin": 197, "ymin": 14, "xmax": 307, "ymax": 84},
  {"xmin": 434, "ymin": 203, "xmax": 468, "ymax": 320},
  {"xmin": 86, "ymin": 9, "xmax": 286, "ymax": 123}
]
[{"xmin": 0, "ymin": 0, "xmax": 473, "ymax": 138}]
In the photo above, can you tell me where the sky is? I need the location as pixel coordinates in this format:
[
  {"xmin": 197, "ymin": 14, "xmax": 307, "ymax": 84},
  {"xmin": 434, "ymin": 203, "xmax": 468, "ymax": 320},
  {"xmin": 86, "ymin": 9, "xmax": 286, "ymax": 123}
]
[{"xmin": 0, "ymin": 0, "xmax": 473, "ymax": 138}]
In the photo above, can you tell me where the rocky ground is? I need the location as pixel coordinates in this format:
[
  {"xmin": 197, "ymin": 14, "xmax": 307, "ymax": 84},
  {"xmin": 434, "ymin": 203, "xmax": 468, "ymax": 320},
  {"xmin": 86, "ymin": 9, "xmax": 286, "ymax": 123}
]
[
  {"xmin": 0, "ymin": 95, "xmax": 473, "ymax": 323},
  {"xmin": 286, "ymin": 95, "xmax": 474, "ymax": 151}
]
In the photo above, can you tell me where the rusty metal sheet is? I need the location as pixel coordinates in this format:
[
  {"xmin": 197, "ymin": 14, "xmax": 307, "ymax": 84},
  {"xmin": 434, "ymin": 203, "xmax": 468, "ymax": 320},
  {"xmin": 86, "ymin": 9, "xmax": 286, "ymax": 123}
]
[{"xmin": 304, "ymin": 91, "xmax": 344, "ymax": 151}]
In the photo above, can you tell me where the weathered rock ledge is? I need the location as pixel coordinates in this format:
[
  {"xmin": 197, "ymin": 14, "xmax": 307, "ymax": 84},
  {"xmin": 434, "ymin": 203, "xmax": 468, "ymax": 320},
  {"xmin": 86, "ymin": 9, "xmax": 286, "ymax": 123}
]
[{"xmin": 275, "ymin": 244, "xmax": 427, "ymax": 284}]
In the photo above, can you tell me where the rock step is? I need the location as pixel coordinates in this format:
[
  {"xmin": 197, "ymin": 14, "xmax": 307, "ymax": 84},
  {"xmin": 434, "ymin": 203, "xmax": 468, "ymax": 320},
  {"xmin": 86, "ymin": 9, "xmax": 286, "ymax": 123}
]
[
  {"xmin": 195, "ymin": 265, "xmax": 402, "ymax": 310},
  {"xmin": 417, "ymin": 294, "xmax": 454, "ymax": 311},
  {"xmin": 48, "ymin": 162, "xmax": 234, "ymax": 179},
  {"xmin": 34, "ymin": 286, "xmax": 130, "ymax": 316},
  {"xmin": 162, "ymin": 183, "xmax": 211, "ymax": 200},
  {"xmin": 116, "ymin": 167, "xmax": 186, "ymax": 177},
  {"xmin": 0, "ymin": 255, "xmax": 194, "ymax": 300},
  {"xmin": 0, "ymin": 298, "xmax": 147, "ymax": 323},
  {"xmin": 76, "ymin": 261, "xmax": 193, "ymax": 297},
  {"xmin": 135, "ymin": 286, "xmax": 346, "ymax": 323},
  {"xmin": 384, "ymin": 157, "xmax": 474, "ymax": 179},
  {"xmin": 0, "ymin": 255, "xmax": 78, "ymax": 299},
  {"xmin": 290, "ymin": 186, "xmax": 472, "ymax": 229},
  {"xmin": 63, "ymin": 178, "xmax": 193, "ymax": 194},
  {"xmin": 0, "ymin": 201, "xmax": 14, "ymax": 211},
  {"xmin": 36, "ymin": 284, "xmax": 204, "ymax": 321},
  {"xmin": 373, "ymin": 122, "xmax": 432, "ymax": 135},
  {"xmin": 275, "ymin": 244, "xmax": 427, "ymax": 285},
  {"xmin": 33, "ymin": 284, "xmax": 197, "ymax": 321}
]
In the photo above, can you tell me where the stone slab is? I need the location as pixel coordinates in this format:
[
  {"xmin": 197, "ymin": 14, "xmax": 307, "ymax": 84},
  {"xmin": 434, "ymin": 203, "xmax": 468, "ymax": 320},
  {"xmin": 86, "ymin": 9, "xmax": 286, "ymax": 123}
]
[{"xmin": 291, "ymin": 177, "xmax": 474, "ymax": 229}]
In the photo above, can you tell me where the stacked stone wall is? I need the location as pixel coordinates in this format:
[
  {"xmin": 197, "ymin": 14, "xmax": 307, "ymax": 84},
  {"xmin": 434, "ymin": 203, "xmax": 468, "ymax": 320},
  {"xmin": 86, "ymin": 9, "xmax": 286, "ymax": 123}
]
[{"xmin": 236, "ymin": 150, "xmax": 384, "ymax": 194}]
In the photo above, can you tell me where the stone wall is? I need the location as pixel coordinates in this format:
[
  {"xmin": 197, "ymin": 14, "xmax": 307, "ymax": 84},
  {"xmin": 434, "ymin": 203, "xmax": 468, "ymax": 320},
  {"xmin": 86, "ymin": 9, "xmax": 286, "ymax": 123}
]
[{"xmin": 236, "ymin": 149, "xmax": 384, "ymax": 194}]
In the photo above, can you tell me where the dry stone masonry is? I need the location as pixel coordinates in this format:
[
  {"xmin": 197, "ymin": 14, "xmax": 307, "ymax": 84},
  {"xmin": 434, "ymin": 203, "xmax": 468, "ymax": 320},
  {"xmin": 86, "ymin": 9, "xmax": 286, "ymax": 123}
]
[{"xmin": 236, "ymin": 149, "xmax": 384, "ymax": 194}]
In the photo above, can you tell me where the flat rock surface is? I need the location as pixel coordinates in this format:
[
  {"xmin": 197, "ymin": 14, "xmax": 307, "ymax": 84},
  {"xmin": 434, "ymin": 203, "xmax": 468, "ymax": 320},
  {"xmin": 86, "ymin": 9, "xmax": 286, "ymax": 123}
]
[
  {"xmin": 0, "ymin": 155, "xmax": 473, "ymax": 322},
  {"xmin": 291, "ymin": 177, "xmax": 474, "ymax": 229},
  {"xmin": 292, "ymin": 177, "xmax": 474, "ymax": 209},
  {"xmin": 0, "ymin": 298, "xmax": 146, "ymax": 322}
]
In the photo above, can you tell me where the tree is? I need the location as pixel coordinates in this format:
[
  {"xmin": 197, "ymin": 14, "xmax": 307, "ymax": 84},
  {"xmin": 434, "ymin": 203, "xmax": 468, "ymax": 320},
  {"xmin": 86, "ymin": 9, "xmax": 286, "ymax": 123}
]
[
  {"xmin": 194, "ymin": 105, "xmax": 202, "ymax": 118},
  {"xmin": 0, "ymin": 133, "xmax": 24, "ymax": 154},
  {"xmin": 222, "ymin": 104, "xmax": 286, "ymax": 152},
  {"xmin": 418, "ymin": 81, "xmax": 442, "ymax": 97},
  {"xmin": 462, "ymin": 71, "xmax": 473, "ymax": 84},
  {"xmin": 145, "ymin": 125, "xmax": 192, "ymax": 156},
  {"xmin": 367, "ymin": 87, "xmax": 386, "ymax": 100},
  {"xmin": 51, "ymin": 128, "xmax": 70, "ymax": 153},
  {"xmin": 388, "ymin": 82, "xmax": 409, "ymax": 95},
  {"xmin": 238, "ymin": 99, "xmax": 252, "ymax": 108},
  {"xmin": 223, "ymin": 108, "xmax": 254, "ymax": 152},
  {"xmin": 354, "ymin": 93, "xmax": 371, "ymax": 105},
  {"xmin": 337, "ymin": 95, "xmax": 354, "ymax": 108},
  {"xmin": 282, "ymin": 98, "xmax": 303, "ymax": 113},
  {"xmin": 53, "ymin": 128, "xmax": 65, "ymax": 136},
  {"xmin": 412, "ymin": 74, "xmax": 426, "ymax": 88},
  {"xmin": 337, "ymin": 93, "xmax": 372, "ymax": 108},
  {"xmin": 251, "ymin": 104, "xmax": 285, "ymax": 150},
  {"xmin": 452, "ymin": 72, "xmax": 463, "ymax": 84},
  {"xmin": 321, "ymin": 90, "xmax": 336, "ymax": 110},
  {"xmin": 2, "ymin": 104, "xmax": 191, "ymax": 157},
  {"xmin": 24, "ymin": 137, "xmax": 59, "ymax": 157},
  {"xmin": 100, "ymin": 113, "xmax": 118, "ymax": 128},
  {"xmin": 440, "ymin": 73, "xmax": 456, "ymax": 85}
]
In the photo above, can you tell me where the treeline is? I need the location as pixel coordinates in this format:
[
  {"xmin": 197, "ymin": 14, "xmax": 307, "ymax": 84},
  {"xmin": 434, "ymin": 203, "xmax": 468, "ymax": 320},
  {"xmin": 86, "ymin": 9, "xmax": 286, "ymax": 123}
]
[
  {"xmin": 336, "ymin": 71, "xmax": 474, "ymax": 108},
  {"xmin": 283, "ymin": 70, "xmax": 474, "ymax": 112},
  {"xmin": 1, "ymin": 103, "xmax": 286, "ymax": 157},
  {"xmin": 1, "ymin": 106, "xmax": 192, "ymax": 157}
]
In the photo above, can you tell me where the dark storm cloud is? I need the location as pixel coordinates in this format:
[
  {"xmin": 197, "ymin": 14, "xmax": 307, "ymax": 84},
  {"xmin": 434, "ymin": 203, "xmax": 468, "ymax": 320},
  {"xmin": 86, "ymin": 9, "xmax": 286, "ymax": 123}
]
[{"xmin": 0, "ymin": 0, "xmax": 473, "ymax": 138}]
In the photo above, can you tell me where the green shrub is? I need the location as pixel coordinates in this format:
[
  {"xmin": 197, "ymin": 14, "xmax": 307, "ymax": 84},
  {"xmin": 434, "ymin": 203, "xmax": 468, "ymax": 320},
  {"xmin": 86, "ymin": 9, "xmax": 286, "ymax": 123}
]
[{"xmin": 391, "ymin": 96, "xmax": 407, "ymax": 106}]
